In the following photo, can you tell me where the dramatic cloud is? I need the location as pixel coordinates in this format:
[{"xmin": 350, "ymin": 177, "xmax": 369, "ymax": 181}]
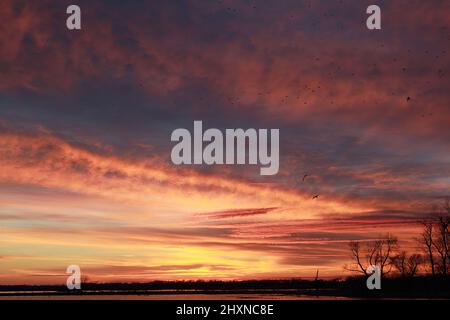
[{"xmin": 0, "ymin": 0, "xmax": 449, "ymax": 284}]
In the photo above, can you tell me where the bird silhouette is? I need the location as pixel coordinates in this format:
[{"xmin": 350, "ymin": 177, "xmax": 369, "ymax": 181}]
[
  {"xmin": 312, "ymin": 194, "xmax": 319, "ymax": 199},
  {"xmin": 302, "ymin": 174, "xmax": 309, "ymax": 182}
]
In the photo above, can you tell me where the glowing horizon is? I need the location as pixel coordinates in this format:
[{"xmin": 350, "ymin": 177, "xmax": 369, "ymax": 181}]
[{"xmin": 1, "ymin": 0, "xmax": 449, "ymax": 285}]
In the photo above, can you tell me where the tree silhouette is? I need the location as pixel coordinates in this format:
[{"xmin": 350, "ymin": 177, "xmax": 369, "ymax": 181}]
[
  {"xmin": 345, "ymin": 233, "xmax": 398, "ymax": 277},
  {"xmin": 418, "ymin": 220, "xmax": 436, "ymax": 276},
  {"xmin": 417, "ymin": 199, "xmax": 450, "ymax": 276},
  {"xmin": 390, "ymin": 251, "xmax": 423, "ymax": 277}
]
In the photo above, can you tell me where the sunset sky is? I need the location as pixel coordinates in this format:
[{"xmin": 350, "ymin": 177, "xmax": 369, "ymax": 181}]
[{"xmin": 1, "ymin": 0, "xmax": 449, "ymax": 285}]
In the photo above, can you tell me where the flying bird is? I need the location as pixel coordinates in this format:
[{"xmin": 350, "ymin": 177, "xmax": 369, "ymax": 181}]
[
  {"xmin": 302, "ymin": 174, "xmax": 309, "ymax": 182},
  {"xmin": 312, "ymin": 194, "xmax": 319, "ymax": 199}
]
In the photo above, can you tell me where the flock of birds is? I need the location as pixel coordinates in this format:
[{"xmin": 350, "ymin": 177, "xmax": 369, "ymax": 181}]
[{"xmin": 134, "ymin": 1, "xmax": 447, "ymax": 208}]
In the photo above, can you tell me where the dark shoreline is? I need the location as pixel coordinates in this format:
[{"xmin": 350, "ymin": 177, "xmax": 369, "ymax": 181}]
[{"xmin": 1, "ymin": 276, "xmax": 449, "ymax": 299}]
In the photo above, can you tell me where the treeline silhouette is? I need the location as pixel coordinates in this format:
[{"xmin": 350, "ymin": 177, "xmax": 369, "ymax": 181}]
[
  {"xmin": 1, "ymin": 277, "xmax": 450, "ymax": 298},
  {"xmin": 1, "ymin": 200, "xmax": 449, "ymax": 298},
  {"xmin": 345, "ymin": 198, "xmax": 450, "ymax": 278}
]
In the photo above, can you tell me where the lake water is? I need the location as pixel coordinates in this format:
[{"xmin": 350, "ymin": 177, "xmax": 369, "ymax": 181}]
[{"xmin": 0, "ymin": 293, "xmax": 354, "ymax": 300}]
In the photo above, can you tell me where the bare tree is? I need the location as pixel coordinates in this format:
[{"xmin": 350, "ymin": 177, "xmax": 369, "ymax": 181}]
[
  {"xmin": 345, "ymin": 234, "xmax": 398, "ymax": 277},
  {"xmin": 347, "ymin": 241, "xmax": 368, "ymax": 276},
  {"xmin": 407, "ymin": 254, "xmax": 423, "ymax": 276},
  {"xmin": 391, "ymin": 251, "xmax": 423, "ymax": 277},
  {"xmin": 418, "ymin": 220, "xmax": 436, "ymax": 276},
  {"xmin": 433, "ymin": 215, "xmax": 449, "ymax": 275},
  {"xmin": 418, "ymin": 198, "xmax": 450, "ymax": 276},
  {"xmin": 391, "ymin": 251, "xmax": 407, "ymax": 277},
  {"xmin": 81, "ymin": 275, "xmax": 90, "ymax": 284}
]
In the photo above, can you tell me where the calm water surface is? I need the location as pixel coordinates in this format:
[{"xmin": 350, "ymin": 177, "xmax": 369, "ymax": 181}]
[{"xmin": 0, "ymin": 294, "xmax": 355, "ymax": 300}]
